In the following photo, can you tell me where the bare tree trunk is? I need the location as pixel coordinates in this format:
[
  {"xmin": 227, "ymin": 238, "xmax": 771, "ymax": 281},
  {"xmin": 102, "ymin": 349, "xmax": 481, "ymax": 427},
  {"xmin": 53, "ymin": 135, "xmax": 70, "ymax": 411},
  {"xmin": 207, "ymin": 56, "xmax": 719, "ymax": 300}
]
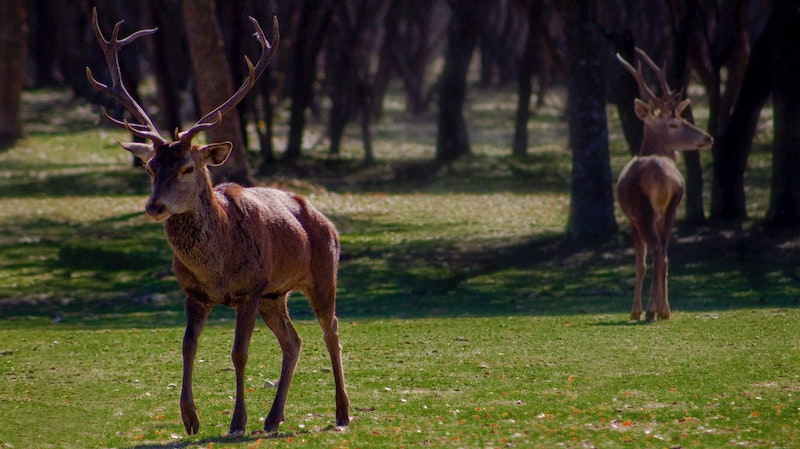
[
  {"xmin": 285, "ymin": 0, "xmax": 333, "ymax": 161},
  {"xmin": 436, "ymin": 0, "xmax": 482, "ymax": 162},
  {"xmin": 376, "ymin": 0, "xmax": 445, "ymax": 117},
  {"xmin": 606, "ymin": 29, "xmax": 643, "ymax": 155},
  {"xmin": 0, "ymin": 0, "xmax": 28, "ymax": 148},
  {"xmin": 666, "ymin": 0, "xmax": 705, "ymax": 225},
  {"xmin": 711, "ymin": 5, "xmax": 773, "ymax": 222},
  {"xmin": 148, "ymin": 0, "xmax": 186, "ymax": 134},
  {"xmin": 513, "ymin": 0, "xmax": 540, "ymax": 158},
  {"xmin": 765, "ymin": 0, "xmax": 800, "ymax": 228},
  {"xmin": 181, "ymin": 0, "xmax": 254, "ymax": 186},
  {"xmin": 559, "ymin": 0, "xmax": 618, "ymax": 240}
]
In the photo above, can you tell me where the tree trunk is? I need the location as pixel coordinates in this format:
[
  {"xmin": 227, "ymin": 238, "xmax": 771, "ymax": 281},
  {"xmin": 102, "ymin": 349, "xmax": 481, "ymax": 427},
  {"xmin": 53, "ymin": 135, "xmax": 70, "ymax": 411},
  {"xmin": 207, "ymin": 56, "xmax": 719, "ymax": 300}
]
[
  {"xmin": 765, "ymin": 0, "xmax": 800, "ymax": 228},
  {"xmin": 181, "ymin": 0, "xmax": 254, "ymax": 186},
  {"xmin": 666, "ymin": 0, "xmax": 705, "ymax": 225},
  {"xmin": 436, "ymin": 0, "xmax": 482, "ymax": 162},
  {"xmin": 512, "ymin": 0, "xmax": 542, "ymax": 158},
  {"xmin": 606, "ymin": 29, "xmax": 643, "ymax": 155},
  {"xmin": 0, "ymin": 0, "xmax": 28, "ymax": 148},
  {"xmin": 559, "ymin": 1, "xmax": 618, "ymax": 240},
  {"xmin": 710, "ymin": 6, "xmax": 774, "ymax": 222},
  {"xmin": 285, "ymin": 0, "xmax": 332, "ymax": 161},
  {"xmin": 148, "ymin": 0, "xmax": 186, "ymax": 134},
  {"xmin": 380, "ymin": 0, "xmax": 443, "ymax": 117}
]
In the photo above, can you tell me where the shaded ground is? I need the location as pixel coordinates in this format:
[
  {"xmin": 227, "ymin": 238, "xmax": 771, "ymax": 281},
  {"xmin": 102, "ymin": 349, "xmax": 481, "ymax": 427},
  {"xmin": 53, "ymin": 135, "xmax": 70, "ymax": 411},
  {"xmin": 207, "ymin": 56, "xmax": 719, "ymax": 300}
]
[{"xmin": 1, "ymin": 88, "xmax": 797, "ymax": 326}]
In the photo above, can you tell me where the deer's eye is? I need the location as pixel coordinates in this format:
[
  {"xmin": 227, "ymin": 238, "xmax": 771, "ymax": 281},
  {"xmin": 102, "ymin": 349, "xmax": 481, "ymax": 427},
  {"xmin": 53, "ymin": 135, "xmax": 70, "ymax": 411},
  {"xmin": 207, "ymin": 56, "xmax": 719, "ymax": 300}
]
[
  {"xmin": 180, "ymin": 165, "xmax": 195, "ymax": 175},
  {"xmin": 668, "ymin": 122, "xmax": 679, "ymax": 129}
]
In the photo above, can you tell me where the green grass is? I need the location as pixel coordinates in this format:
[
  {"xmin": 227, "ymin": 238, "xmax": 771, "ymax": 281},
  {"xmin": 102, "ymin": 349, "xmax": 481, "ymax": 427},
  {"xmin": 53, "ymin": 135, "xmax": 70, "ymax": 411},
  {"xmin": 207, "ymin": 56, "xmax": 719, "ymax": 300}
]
[
  {"xmin": 1, "ymin": 88, "xmax": 798, "ymax": 448},
  {"xmin": 3, "ymin": 313, "xmax": 799, "ymax": 448}
]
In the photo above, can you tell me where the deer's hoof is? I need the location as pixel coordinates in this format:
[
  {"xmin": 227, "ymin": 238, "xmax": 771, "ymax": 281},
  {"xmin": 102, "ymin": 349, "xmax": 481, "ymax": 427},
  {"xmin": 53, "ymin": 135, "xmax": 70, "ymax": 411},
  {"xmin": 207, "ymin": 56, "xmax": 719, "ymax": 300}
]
[
  {"xmin": 263, "ymin": 419, "xmax": 282, "ymax": 434},
  {"xmin": 227, "ymin": 429, "xmax": 245, "ymax": 438},
  {"xmin": 181, "ymin": 411, "xmax": 199, "ymax": 435}
]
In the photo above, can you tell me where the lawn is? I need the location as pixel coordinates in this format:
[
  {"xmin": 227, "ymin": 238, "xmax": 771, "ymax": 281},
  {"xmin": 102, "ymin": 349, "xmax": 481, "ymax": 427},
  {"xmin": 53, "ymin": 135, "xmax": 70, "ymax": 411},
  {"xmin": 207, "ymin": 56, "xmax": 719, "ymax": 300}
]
[{"xmin": 1, "ymin": 88, "xmax": 798, "ymax": 449}]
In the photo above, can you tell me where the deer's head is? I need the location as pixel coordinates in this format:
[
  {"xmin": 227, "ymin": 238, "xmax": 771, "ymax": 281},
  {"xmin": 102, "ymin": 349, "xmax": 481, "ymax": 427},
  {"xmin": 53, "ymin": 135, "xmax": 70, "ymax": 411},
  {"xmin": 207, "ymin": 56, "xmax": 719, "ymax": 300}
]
[
  {"xmin": 121, "ymin": 140, "xmax": 233, "ymax": 220},
  {"xmin": 617, "ymin": 48, "xmax": 713, "ymax": 157},
  {"xmin": 86, "ymin": 8, "xmax": 278, "ymax": 221}
]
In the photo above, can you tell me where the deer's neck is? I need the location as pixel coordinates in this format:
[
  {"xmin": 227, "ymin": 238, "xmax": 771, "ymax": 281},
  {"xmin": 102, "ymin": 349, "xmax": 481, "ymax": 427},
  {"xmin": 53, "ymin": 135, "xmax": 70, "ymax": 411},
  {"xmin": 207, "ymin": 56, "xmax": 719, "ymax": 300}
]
[
  {"xmin": 639, "ymin": 128, "xmax": 679, "ymax": 162},
  {"xmin": 164, "ymin": 184, "xmax": 228, "ymax": 259}
]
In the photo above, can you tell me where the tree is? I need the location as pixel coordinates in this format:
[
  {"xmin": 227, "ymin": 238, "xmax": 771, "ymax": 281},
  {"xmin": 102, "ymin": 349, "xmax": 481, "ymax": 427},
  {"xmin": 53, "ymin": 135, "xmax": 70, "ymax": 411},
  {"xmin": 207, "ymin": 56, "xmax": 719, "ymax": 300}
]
[
  {"xmin": 559, "ymin": 1, "xmax": 618, "ymax": 239},
  {"xmin": 513, "ymin": 0, "xmax": 545, "ymax": 157},
  {"xmin": 665, "ymin": 0, "xmax": 705, "ymax": 225},
  {"xmin": 325, "ymin": 0, "xmax": 387, "ymax": 161},
  {"xmin": 436, "ymin": 0, "xmax": 483, "ymax": 162},
  {"xmin": 373, "ymin": 0, "xmax": 446, "ymax": 118},
  {"xmin": 147, "ymin": 0, "xmax": 190, "ymax": 134},
  {"xmin": 181, "ymin": 0, "xmax": 254, "ymax": 186},
  {"xmin": 710, "ymin": 0, "xmax": 800, "ymax": 228},
  {"xmin": 285, "ymin": 0, "xmax": 333, "ymax": 161},
  {"xmin": 0, "ymin": 0, "xmax": 28, "ymax": 149},
  {"xmin": 765, "ymin": 0, "xmax": 800, "ymax": 227}
]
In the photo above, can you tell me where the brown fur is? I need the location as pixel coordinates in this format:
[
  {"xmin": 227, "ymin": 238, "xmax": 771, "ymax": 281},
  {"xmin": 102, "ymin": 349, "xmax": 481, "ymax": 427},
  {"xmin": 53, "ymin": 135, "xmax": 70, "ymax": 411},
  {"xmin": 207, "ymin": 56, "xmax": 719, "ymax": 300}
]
[
  {"xmin": 87, "ymin": 10, "xmax": 347, "ymax": 436},
  {"xmin": 616, "ymin": 49, "xmax": 713, "ymax": 321},
  {"xmin": 134, "ymin": 142, "xmax": 349, "ymax": 436}
]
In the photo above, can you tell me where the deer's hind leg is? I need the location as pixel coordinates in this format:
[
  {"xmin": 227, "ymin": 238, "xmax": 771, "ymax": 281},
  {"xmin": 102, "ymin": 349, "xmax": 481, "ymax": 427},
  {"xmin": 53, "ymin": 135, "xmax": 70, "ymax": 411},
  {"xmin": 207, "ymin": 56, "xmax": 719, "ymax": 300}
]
[
  {"xmin": 655, "ymin": 193, "xmax": 683, "ymax": 320},
  {"xmin": 635, "ymin": 199, "xmax": 665, "ymax": 322},
  {"xmin": 306, "ymin": 282, "xmax": 350, "ymax": 429},
  {"xmin": 630, "ymin": 225, "xmax": 647, "ymax": 321},
  {"xmin": 259, "ymin": 294, "xmax": 301, "ymax": 433}
]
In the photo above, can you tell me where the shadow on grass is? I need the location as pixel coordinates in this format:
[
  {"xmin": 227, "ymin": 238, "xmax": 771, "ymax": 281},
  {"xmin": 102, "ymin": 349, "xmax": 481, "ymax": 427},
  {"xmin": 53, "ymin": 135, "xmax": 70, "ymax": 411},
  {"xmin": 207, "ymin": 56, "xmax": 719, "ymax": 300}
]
[
  {"xmin": 127, "ymin": 431, "xmax": 296, "ymax": 449},
  {"xmin": 5, "ymin": 217, "xmax": 800, "ymax": 328},
  {"xmin": 0, "ymin": 210, "xmax": 800, "ymax": 328},
  {"xmin": 263, "ymin": 152, "xmax": 571, "ymax": 195},
  {"xmin": 0, "ymin": 167, "xmax": 149, "ymax": 198},
  {"xmin": 337, "ymin": 220, "xmax": 798, "ymax": 317}
]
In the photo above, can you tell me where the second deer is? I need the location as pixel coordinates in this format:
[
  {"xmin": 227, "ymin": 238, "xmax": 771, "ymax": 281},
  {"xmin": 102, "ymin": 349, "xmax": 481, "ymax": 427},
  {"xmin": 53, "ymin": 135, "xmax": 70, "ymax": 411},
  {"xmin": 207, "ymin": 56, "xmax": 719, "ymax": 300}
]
[
  {"xmin": 616, "ymin": 48, "xmax": 713, "ymax": 321},
  {"xmin": 87, "ymin": 9, "xmax": 349, "ymax": 435}
]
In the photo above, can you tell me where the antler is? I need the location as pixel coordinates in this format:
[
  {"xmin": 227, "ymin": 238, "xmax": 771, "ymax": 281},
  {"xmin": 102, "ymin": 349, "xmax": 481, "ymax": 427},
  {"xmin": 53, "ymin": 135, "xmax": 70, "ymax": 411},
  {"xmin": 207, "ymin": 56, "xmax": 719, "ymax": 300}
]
[
  {"xmin": 616, "ymin": 47, "xmax": 682, "ymax": 114},
  {"xmin": 86, "ymin": 7, "xmax": 166, "ymax": 145},
  {"xmin": 176, "ymin": 15, "xmax": 280, "ymax": 145}
]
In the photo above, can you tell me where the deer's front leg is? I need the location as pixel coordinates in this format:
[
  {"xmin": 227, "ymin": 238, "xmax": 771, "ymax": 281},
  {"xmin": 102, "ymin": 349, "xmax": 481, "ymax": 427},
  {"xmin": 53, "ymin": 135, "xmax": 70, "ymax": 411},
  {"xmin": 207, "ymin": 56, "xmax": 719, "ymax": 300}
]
[
  {"xmin": 229, "ymin": 296, "xmax": 260, "ymax": 437},
  {"xmin": 181, "ymin": 297, "xmax": 212, "ymax": 435}
]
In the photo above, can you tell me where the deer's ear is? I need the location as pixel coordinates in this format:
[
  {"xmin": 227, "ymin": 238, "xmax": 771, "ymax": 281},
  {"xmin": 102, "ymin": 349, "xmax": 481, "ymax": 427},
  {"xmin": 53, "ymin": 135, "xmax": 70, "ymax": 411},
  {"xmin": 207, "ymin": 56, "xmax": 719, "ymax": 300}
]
[
  {"xmin": 634, "ymin": 99, "xmax": 651, "ymax": 120},
  {"xmin": 119, "ymin": 141, "xmax": 154, "ymax": 163},
  {"xmin": 197, "ymin": 142, "xmax": 232, "ymax": 167}
]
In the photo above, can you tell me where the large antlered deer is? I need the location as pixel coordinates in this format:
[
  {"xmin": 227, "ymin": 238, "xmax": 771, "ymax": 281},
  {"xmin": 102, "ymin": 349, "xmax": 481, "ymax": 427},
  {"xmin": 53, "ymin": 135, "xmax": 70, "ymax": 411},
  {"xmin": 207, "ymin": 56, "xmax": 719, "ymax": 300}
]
[
  {"xmin": 86, "ymin": 9, "xmax": 349, "ymax": 436},
  {"xmin": 615, "ymin": 48, "xmax": 713, "ymax": 322}
]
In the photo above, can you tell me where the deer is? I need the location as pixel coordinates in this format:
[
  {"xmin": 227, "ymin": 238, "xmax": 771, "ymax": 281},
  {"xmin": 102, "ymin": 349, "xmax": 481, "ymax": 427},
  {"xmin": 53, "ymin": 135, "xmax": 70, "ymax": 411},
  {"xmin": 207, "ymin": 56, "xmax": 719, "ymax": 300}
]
[
  {"xmin": 86, "ymin": 9, "xmax": 349, "ymax": 436},
  {"xmin": 615, "ymin": 48, "xmax": 713, "ymax": 322}
]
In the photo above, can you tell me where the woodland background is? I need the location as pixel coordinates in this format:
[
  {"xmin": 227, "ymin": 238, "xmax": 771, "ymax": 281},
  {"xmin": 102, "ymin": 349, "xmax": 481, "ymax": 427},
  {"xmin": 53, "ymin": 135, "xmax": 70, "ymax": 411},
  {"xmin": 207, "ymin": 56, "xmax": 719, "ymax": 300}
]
[{"xmin": 0, "ymin": 0, "xmax": 799, "ymax": 236}]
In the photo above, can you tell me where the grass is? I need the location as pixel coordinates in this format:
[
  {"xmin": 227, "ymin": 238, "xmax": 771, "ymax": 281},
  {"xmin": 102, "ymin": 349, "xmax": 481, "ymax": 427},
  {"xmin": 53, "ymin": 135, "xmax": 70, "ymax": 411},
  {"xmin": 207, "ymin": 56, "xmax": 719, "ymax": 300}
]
[{"xmin": 1, "ymin": 87, "xmax": 798, "ymax": 448}]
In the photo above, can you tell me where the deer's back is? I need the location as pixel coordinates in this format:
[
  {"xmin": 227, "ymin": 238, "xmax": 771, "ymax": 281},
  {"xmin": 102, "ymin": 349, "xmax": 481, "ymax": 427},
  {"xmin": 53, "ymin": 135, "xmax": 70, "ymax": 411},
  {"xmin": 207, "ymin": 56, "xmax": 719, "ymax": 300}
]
[{"xmin": 617, "ymin": 155, "xmax": 684, "ymax": 220}]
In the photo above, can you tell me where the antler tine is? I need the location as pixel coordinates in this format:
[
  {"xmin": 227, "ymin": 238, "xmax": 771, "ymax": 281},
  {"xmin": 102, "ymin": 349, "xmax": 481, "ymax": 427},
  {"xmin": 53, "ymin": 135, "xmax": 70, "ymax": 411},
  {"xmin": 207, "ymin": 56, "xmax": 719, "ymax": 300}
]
[
  {"xmin": 86, "ymin": 7, "xmax": 166, "ymax": 145},
  {"xmin": 633, "ymin": 47, "xmax": 676, "ymax": 107},
  {"xmin": 178, "ymin": 15, "xmax": 280, "ymax": 144},
  {"xmin": 616, "ymin": 52, "xmax": 660, "ymax": 105}
]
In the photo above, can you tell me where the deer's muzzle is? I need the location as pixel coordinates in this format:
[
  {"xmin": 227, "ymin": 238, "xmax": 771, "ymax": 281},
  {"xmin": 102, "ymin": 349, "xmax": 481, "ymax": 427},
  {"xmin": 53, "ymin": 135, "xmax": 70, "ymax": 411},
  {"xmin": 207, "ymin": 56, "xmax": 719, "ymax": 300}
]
[{"xmin": 145, "ymin": 200, "xmax": 169, "ymax": 221}]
